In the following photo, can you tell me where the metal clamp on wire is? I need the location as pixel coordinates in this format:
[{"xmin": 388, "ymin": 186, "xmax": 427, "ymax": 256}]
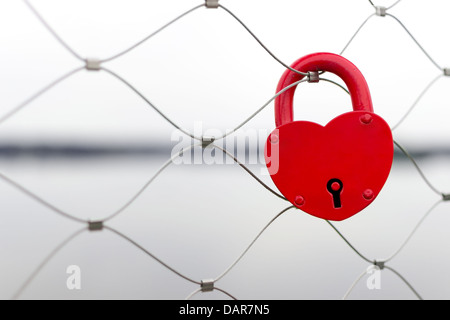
[
  {"xmin": 85, "ymin": 58, "xmax": 101, "ymax": 71},
  {"xmin": 202, "ymin": 136, "xmax": 215, "ymax": 148},
  {"xmin": 444, "ymin": 68, "xmax": 450, "ymax": 77},
  {"xmin": 442, "ymin": 193, "xmax": 450, "ymax": 201},
  {"xmin": 375, "ymin": 6, "xmax": 387, "ymax": 17},
  {"xmin": 307, "ymin": 71, "xmax": 320, "ymax": 83},
  {"xmin": 201, "ymin": 279, "xmax": 215, "ymax": 292},
  {"xmin": 373, "ymin": 260, "xmax": 385, "ymax": 270},
  {"xmin": 88, "ymin": 220, "xmax": 104, "ymax": 231},
  {"xmin": 205, "ymin": 0, "xmax": 219, "ymax": 9}
]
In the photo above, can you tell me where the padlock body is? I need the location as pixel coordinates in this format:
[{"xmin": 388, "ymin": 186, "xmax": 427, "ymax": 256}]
[{"xmin": 265, "ymin": 111, "xmax": 393, "ymax": 221}]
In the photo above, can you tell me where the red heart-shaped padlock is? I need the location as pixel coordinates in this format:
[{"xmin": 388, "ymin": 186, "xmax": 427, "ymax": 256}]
[{"xmin": 265, "ymin": 53, "xmax": 393, "ymax": 221}]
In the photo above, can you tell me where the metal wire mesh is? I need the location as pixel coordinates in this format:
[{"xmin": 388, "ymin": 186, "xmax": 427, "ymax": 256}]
[{"xmin": 1, "ymin": 0, "xmax": 449, "ymax": 300}]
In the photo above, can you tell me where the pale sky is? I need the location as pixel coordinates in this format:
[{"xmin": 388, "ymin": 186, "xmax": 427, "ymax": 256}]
[{"xmin": 0, "ymin": 0, "xmax": 449, "ymax": 149}]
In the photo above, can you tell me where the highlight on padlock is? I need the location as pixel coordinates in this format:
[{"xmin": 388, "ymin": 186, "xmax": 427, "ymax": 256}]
[
  {"xmin": 264, "ymin": 128, "xmax": 281, "ymax": 175},
  {"xmin": 264, "ymin": 52, "xmax": 394, "ymax": 221}
]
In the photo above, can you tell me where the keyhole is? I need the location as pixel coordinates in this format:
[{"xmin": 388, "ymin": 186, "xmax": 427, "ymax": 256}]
[{"xmin": 327, "ymin": 179, "xmax": 343, "ymax": 208}]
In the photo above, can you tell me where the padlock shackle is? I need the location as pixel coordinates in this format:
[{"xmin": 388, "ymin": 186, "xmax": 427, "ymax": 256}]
[{"xmin": 275, "ymin": 52, "xmax": 374, "ymax": 127}]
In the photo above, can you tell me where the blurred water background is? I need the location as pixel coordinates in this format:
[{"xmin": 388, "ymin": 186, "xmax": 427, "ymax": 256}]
[{"xmin": 0, "ymin": 147, "xmax": 449, "ymax": 300}]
